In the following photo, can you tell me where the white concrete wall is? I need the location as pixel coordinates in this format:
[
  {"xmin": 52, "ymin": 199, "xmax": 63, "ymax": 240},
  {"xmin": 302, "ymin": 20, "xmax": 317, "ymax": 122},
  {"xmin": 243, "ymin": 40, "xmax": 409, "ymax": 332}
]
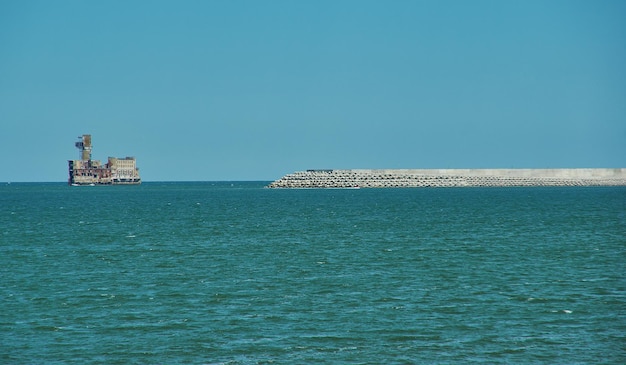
[{"xmin": 267, "ymin": 169, "xmax": 626, "ymax": 188}]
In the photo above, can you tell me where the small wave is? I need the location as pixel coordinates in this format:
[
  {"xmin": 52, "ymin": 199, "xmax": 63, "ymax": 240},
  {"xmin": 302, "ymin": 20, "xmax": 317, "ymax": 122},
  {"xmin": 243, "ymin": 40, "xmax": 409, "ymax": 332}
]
[{"xmin": 581, "ymin": 277, "xmax": 609, "ymax": 282}]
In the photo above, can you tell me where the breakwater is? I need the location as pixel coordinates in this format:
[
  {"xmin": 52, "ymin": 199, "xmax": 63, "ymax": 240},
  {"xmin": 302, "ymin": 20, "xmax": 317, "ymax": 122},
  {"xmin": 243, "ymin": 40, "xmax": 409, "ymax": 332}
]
[{"xmin": 267, "ymin": 168, "xmax": 626, "ymax": 188}]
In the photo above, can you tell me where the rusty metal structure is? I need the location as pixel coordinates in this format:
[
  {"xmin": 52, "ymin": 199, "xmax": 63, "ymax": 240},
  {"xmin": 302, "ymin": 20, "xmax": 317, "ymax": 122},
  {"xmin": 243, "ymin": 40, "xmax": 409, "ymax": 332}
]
[{"xmin": 68, "ymin": 134, "xmax": 141, "ymax": 185}]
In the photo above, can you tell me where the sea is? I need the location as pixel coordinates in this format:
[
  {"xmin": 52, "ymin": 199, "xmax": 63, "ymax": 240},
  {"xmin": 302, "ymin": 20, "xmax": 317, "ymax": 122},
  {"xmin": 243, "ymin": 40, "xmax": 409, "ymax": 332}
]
[{"xmin": 1, "ymin": 182, "xmax": 625, "ymax": 364}]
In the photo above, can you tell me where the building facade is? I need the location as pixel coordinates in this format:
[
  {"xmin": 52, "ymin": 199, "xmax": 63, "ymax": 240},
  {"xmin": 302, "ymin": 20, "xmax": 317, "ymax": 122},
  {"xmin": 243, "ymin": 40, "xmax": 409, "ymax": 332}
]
[{"xmin": 68, "ymin": 135, "xmax": 141, "ymax": 185}]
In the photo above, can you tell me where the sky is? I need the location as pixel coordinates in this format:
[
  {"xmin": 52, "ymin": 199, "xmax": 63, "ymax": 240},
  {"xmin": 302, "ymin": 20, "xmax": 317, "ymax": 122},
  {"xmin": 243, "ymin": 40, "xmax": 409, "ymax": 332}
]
[{"xmin": 1, "ymin": 0, "xmax": 625, "ymax": 182}]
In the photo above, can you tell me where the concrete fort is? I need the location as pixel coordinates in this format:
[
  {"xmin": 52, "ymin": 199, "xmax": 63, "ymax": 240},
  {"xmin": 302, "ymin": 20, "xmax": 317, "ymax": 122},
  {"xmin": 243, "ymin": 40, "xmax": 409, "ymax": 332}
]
[{"xmin": 267, "ymin": 168, "xmax": 626, "ymax": 188}]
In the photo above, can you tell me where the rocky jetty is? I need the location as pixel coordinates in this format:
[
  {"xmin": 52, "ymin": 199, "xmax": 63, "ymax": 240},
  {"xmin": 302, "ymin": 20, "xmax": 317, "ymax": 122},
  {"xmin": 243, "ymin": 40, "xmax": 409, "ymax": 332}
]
[{"xmin": 267, "ymin": 168, "xmax": 626, "ymax": 188}]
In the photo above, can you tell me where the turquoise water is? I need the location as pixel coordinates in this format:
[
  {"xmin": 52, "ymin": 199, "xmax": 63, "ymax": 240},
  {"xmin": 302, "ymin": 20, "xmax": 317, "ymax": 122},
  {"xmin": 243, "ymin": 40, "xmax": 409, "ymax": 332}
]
[{"xmin": 1, "ymin": 182, "xmax": 625, "ymax": 364}]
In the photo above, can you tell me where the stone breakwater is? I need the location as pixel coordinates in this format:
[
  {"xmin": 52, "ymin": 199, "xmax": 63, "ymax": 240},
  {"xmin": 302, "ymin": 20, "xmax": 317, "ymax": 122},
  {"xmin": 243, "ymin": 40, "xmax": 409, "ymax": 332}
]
[{"xmin": 267, "ymin": 168, "xmax": 626, "ymax": 188}]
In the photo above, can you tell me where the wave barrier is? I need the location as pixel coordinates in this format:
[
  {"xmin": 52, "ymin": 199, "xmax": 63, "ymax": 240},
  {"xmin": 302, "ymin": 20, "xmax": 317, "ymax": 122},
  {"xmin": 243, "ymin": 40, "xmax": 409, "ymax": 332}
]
[{"xmin": 267, "ymin": 168, "xmax": 626, "ymax": 188}]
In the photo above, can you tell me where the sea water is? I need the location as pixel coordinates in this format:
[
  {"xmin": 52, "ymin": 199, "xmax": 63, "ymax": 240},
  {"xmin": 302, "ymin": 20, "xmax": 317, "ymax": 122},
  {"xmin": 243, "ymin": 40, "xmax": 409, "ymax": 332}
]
[{"xmin": 1, "ymin": 182, "xmax": 624, "ymax": 364}]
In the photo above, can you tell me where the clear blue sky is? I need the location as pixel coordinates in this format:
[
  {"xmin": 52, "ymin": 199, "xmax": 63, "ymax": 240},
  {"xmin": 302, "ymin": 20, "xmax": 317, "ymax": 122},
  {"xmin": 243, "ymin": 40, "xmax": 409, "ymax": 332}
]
[{"xmin": 1, "ymin": 0, "xmax": 625, "ymax": 182}]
